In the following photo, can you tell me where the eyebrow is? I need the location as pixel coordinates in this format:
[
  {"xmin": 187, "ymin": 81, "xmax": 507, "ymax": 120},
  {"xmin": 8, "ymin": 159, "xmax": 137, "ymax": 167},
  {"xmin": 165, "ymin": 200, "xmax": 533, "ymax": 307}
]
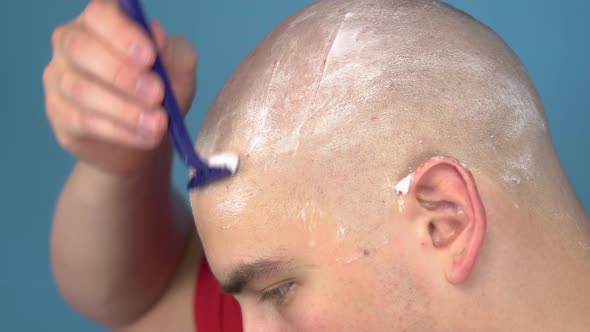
[{"xmin": 220, "ymin": 257, "xmax": 295, "ymax": 295}]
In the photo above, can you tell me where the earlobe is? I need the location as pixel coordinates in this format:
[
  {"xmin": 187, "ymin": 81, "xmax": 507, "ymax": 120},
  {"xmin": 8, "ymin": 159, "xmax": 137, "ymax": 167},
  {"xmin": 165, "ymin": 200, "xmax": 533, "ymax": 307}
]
[{"xmin": 409, "ymin": 157, "xmax": 487, "ymax": 284}]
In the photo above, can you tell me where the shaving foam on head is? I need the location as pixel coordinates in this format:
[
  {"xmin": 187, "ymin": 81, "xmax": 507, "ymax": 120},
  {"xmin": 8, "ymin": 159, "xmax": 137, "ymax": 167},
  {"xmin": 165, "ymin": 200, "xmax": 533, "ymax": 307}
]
[{"xmin": 208, "ymin": 153, "xmax": 239, "ymax": 174}]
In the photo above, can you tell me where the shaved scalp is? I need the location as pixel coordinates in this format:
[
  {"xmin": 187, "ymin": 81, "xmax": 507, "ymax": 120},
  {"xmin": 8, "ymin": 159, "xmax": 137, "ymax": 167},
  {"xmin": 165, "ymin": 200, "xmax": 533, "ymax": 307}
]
[{"xmin": 195, "ymin": 0, "xmax": 583, "ymax": 234}]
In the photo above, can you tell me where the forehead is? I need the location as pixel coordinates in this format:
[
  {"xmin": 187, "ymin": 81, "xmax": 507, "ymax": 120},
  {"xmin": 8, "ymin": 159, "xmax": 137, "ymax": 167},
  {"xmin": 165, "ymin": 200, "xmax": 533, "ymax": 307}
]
[
  {"xmin": 189, "ymin": 154, "xmax": 326, "ymax": 239},
  {"xmin": 189, "ymin": 160, "xmax": 336, "ymax": 274},
  {"xmin": 188, "ymin": 153, "xmax": 401, "ymax": 280}
]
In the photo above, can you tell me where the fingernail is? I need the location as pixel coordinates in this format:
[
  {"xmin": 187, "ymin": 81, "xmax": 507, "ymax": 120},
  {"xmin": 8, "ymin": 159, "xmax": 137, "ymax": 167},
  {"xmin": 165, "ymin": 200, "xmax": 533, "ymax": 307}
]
[
  {"xmin": 138, "ymin": 110, "xmax": 161, "ymax": 132},
  {"xmin": 128, "ymin": 42, "xmax": 152, "ymax": 65},
  {"xmin": 135, "ymin": 75, "xmax": 159, "ymax": 100}
]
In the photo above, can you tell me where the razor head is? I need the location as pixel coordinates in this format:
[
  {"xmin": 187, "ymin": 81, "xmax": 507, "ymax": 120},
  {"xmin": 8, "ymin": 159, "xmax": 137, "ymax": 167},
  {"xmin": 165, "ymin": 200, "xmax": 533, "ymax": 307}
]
[{"xmin": 187, "ymin": 153, "xmax": 239, "ymax": 189}]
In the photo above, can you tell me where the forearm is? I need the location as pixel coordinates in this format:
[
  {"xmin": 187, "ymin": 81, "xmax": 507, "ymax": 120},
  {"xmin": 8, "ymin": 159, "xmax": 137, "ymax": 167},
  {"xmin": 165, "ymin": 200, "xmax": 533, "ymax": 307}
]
[{"xmin": 50, "ymin": 147, "xmax": 193, "ymax": 327}]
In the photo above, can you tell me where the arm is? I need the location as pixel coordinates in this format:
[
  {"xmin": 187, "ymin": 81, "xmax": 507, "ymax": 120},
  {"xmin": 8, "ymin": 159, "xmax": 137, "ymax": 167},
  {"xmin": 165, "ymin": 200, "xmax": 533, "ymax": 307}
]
[
  {"xmin": 50, "ymin": 147, "xmax": 193, "ymax": 327},
  {"xmin": 43, "ymin": 0, "xmax": 200, "ymax": 328}
]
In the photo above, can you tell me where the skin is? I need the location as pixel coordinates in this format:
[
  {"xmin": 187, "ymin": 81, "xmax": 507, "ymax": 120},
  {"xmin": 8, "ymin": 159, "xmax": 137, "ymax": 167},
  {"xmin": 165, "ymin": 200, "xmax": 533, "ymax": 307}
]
[
  {"xmin": 45, "ymin": 0, "xmax": 590, "ymax": 331},
  {"xmin": 45, "ymin": 1, "xmax": 199, "ymax": 330},
  {"xmin": 191, "ymin": 0, "xmax": 590, "ymax": 331}
]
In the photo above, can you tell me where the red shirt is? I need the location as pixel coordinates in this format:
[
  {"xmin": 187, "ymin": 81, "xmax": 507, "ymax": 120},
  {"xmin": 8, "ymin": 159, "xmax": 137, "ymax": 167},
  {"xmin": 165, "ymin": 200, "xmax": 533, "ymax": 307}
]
[{"xmin": 194, "ymin": 259, "xmax": 243, "ymax": 331}]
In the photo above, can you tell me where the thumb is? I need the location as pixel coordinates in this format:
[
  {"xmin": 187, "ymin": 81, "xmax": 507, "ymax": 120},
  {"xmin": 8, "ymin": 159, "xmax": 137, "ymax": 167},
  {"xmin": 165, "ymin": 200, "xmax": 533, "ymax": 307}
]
[{"xmin": 162, "ymin": 36, "xmax": 198, "ymax": 113}]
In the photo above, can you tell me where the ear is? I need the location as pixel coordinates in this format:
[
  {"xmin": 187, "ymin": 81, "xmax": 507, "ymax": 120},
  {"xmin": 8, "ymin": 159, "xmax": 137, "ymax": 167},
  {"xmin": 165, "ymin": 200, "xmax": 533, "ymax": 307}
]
[{"xmin": 401, "ymin": 157, "xmax": 486, "ymax": 284}]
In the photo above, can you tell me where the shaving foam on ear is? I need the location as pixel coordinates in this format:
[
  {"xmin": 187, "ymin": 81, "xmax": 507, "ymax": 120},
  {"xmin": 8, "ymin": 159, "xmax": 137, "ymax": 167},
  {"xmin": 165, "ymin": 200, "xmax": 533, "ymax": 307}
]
[
  {"xmin": 208, "ymin": 153, "xmax": 239, "ymax": 174},
  {"xmin": 394, "ymin": 172, "xmax": 413, "ymax": 195}
]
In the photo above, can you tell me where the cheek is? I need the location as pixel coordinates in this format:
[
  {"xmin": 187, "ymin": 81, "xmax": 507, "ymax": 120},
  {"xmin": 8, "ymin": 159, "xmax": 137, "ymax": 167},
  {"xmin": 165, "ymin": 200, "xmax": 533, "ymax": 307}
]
[
  {"xmin": 284, "ymin": 264, "xmax": 384, "ymax": 332},
  {"xmin": 286, "ymin": 301, "xmax": 351, "ymax": 332},
  {"xmin": 241, "ymin": 297, "xmax": 344, "ymax": 332}
]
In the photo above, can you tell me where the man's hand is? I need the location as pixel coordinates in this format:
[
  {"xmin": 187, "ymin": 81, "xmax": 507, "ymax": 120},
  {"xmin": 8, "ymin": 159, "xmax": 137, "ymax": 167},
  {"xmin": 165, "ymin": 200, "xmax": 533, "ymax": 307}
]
[
  {"xmin": 45, "ymin": 1, "xmax": 199, "ymax": 327},
  {"xmin": 43, "ymin": 0, "xmax": 197, "ymax": 174}
]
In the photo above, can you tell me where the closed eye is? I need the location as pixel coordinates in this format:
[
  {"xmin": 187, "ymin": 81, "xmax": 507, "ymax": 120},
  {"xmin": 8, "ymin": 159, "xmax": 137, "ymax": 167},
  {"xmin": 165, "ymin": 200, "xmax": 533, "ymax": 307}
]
[{"xmin": 260, "ymin": 281, "xmax": 295, "ymax": 306}]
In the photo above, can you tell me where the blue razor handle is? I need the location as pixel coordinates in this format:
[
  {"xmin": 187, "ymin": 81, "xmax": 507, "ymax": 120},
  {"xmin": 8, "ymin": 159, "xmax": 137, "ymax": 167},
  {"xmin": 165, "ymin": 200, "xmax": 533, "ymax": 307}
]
[{"xmin": 117, "ymin": 0, "xmax": 234, "ymax": 189}]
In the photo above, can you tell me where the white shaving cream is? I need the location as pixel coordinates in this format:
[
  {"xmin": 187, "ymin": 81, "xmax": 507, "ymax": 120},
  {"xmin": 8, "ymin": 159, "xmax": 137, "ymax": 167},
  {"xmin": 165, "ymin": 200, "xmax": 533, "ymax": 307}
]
[
  {"xmin": 208, "ymin": 152, "xmax": 239, "ymax": 174},
  {"xmin": 393, "ymin": 172, "xmax": 413, "ymax": 212},
  {"xmin": 394, "ymin": 172, "xmax": 413, "ymax": 195}
]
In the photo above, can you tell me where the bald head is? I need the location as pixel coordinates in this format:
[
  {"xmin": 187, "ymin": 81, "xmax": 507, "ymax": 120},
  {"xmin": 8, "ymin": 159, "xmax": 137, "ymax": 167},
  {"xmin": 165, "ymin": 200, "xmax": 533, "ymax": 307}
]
[
  {"xmin": 190, "ymin": 2, "xmax": 590, "ymax": 330},
  {"xmin": 194, "ymin": 0, "xmax": 581, "ymax": 223}
]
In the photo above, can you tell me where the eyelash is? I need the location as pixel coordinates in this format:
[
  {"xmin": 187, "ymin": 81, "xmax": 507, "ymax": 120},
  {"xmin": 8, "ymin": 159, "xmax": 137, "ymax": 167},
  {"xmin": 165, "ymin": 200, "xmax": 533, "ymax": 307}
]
[{"xmin": 260, "ymin": 282, "xmax": 294, "ymax": 306}]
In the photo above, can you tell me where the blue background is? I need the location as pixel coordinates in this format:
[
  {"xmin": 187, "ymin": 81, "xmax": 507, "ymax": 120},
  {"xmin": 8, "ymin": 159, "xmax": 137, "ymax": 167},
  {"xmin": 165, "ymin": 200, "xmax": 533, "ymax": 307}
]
[{"xmin": 0, "ymin": 0, "xmax": 587, "ymax": 330}]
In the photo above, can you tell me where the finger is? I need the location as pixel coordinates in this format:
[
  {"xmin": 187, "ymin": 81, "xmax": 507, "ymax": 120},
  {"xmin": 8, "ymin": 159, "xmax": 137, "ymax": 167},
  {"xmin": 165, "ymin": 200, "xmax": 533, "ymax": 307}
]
[
  {"xmin": 163, "ymin": 36, "xmax": 198, "ymax": 76},
  {"xmin": 44, "ymin": 75, "xmax": 73, "ymax": 149},
  {"xmin": 50, "ymin": 91, "xmax": 167, "ymax": 150},
  {"xmin": 56, "ymin": 68, "xmax": 168, "ymax": 140},
  {"xmin": 149, "ymin": 20, "xmax": 167, "ymax": 52},
  {"xmin": 161, "ymin": 36, "xmax": 198, "ymax": 111},
  {"xmin": 80, "ymin": 0, "xmax": 156, "ymax": 66},
  {"xmin": 56, "ymin": 23, "xmax": 164, "ymax": 106}
]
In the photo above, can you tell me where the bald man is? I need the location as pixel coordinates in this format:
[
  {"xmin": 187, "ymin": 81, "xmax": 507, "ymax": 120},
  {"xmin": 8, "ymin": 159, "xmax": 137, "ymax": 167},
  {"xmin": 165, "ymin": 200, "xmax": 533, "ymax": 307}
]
[{"xmin": 44, "ymin": 0, "xmax": 590, "ymax": 331}]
